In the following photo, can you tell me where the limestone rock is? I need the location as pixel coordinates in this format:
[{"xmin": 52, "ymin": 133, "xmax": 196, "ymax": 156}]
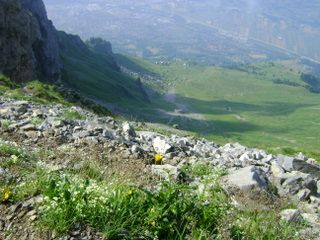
[
  {"xmin": 122, "ymin": 122, "xmax": 136, "ymax": 140},
  {"xmin": 280, "ymin": 209, "xmax": 302, "ymax": 222},
  {"xmin": 150, "ymin": 164, "xmax": 179, "ymax": 180},
  {"xmin": 223, "ymin": 166, "xmax": 268, "ymax": 191},
  {"xmin": 152, "ymin": 137, "xmax": 173, "ymax": 155}
]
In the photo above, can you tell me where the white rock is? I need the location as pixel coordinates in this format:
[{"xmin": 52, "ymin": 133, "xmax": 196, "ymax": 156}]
[
  {"xmin": 224, "ymin": 166, "xmax": 267, "ymax": 191},
  {"xmin": 152, "ymin": 137, "xmax": 172, "ymax": 155},
  {"xmin": 280, "ymin": 209, "xmax": 301, "ymax": 222},
  {"xmin": 296, "ymin": 189, "xmax": 311, "ymax": 201},
  {"xmin": 270, "ymin": 162, "xmax": 285, "ymax": 178},
  {"xmin": 276, "ymin": 155, "xmax": 294, "ymax": 172},
  {"xmin": 150, "ymin": 164, "xmax": 179, "ymax": 180},
  {"xmin": 302, "ymin": 213, "xmax": 320, "ymax": 225},
  {"xmin": 122, "ymin": 122, "xmax": 136, "ymax": 138},
  {"xmin": 131, "ymin": 145, "xmax": 141, "ymax": 154}
]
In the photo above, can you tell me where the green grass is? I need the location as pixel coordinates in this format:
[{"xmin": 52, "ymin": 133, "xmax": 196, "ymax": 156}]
[
  {"xmin": 0, "ymin": 139, "xmax": 303, "ymax": 239},
  {"xmin": 37, "ymin": 170, "xmax": 300, "ymax": 240},
  {"xmin": 120, "ymin": 58, "xmax": 320, "ymax": 160},
  {"xmin": 0, "ymin": 119, "xmax": 13, "ymax": 130},
  {"xmin": 1, "ymin": 79, "xmax": 70, "ymax": 106},
  {"xmin": 61, "ymin": 110, "xmax": 86, "ymax": 121}
]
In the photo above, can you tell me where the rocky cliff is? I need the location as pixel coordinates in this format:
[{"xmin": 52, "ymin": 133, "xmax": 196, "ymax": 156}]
[{"xmin": 0, "ymin": 0, "xmax": 62, "ymax": 82}]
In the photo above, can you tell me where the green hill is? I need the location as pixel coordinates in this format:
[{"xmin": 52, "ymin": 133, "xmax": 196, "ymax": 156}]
[
  {"xmin": 58, "ymin": 31, "xmax": 150, "ymax": 110},
  {"xmin": 117, "ymin": 57, "xmax": 320, "ymax": 159}
]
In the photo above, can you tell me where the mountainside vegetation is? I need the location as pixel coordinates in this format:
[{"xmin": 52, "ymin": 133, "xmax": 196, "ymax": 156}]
[
  {"xmin": 117, "ymin": 57, "xmax": 320, "ymax": 161},
  {"xmin": 57, "ymin": 31, "xmax": 151, "ymax": 109}
]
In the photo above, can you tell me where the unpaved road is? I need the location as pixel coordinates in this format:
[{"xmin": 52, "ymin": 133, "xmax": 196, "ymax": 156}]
[{"xmin": 160, "ymin": 87, "xmax": 210, "ymax": 129}]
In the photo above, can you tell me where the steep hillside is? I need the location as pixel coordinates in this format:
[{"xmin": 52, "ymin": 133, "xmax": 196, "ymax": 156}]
[{"xmin": 58, "ymin": 32, "xmax": 150, "ymax": 110}]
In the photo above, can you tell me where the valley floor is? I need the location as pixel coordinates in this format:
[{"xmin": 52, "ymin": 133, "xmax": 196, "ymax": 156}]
[{"xmin": 121, "ymin": 59, "xmax": 320, "ymax": 161}]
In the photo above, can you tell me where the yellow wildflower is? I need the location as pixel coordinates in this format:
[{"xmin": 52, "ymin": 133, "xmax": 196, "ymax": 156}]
[
  {"xmin": 149, "ymin": 220, "xmax": 156, "ymax": 227},
  {"xmin": 150, "ymin": 207, "xmax": 156, "ymax": 213},
  {"xmin": 1, "ymin": 188, "xmax": 11, "ymax": 202},
  {"xmin": 154, "ymin": 154, "xmax": 163, "ymax": 163}
]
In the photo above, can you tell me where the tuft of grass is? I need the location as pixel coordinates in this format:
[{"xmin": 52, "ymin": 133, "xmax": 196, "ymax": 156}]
[
  {"xmin": 61, "ymin": 110, "xmax": 86, "ymax": 121},
  {"xmin": 227, "ymin": 208, "xmax": 301, "ymax": 240},
  {"xmin": 0, "ymin": 119, "xmax": 13, "ymax": 130},
  {"xmin": 1, "ymin": 78, "xmax": 69, "ymax": 106},
  {"xmin": 0, "ymin": 75, "xmax": 17, "ymax": 88},
  {"xmin": 21, "ymin": 80, "xmax": 69, "ymax": 105},
  {"xmin": 31, "ymin": 118, "xmax": 43, "ymax": 126},
  {"xmin": 0, "ymin": 140, "xmax": 29, "ymax": 160}
]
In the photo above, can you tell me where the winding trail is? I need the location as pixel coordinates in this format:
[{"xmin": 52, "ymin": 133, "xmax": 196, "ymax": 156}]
[{"xmin": 160, "ymin": 87, "xmax": 210, "ymax": 128}]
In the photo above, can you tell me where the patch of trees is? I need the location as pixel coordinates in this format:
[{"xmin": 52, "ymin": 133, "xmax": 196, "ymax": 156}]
[
  {"xmin": 301, "ymin": 73, "xmax": 320, "ymax": 93},
  {"xmin": 272, "ymin": 79, "xmax": 302, "ymax": 87}
]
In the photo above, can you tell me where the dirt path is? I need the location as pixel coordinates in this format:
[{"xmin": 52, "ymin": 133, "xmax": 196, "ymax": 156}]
[{"xmin": 161, "ymin": 87, "xmax": 209, "ymax": 127}]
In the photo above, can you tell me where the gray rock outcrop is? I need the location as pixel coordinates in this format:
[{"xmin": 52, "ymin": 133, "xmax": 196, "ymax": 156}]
[{"xmin": 0, "ymin": 0, "xmax": 62, "ymax": 82}]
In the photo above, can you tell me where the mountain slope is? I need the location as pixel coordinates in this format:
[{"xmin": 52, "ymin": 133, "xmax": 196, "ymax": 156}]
[
  {"xmin": 0, "ymin": 0, "xmax": 151, "ymax": 111},
  {"xmin": 58, "ymin": 32, "xmax": 150, "ymax": 109}
]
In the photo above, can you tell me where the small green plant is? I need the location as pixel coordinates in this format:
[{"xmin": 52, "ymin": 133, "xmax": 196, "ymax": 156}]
[
  {"xmin": 181, "ymin": 162, "xmax": 226, "ymax": 178},
  {"xmin": 61, "ymin": 110, "xmax": 86, "ymax": 121},
  {"xmin": 27, "ymin": 163, "xmax": 302, "ymax": 240},
  {"xmin": 38, "ymin": 173, "xmax": 230, "ymax": 238},
  {"xmin": 0, "ymin": 75, "xmax": 17, "ymax": 95},
  {"xmin": 0, "ymin": 119, "xmax": 12, "ymax": 130},
  {"xmin": 31, "ymin": 118, "xmax": 43, "ymax": 126},
  {"xmin": 0, "ymin": 140, "xmax": 28, "ymax": 159},
  {"xmin": 0, "ymin": 75, "xmax": 17, "ymax": 88},
  {"xmin": 228, "ymin": 208, "xmax": 302, "ymax": 240}
]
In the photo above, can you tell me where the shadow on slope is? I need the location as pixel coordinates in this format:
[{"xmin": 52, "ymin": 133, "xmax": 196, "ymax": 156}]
[
  {"xmin": 58, "ymin": 31, "xmax": 150, "ymax": 107},
  {"xmin": 180, "ymin": 98, "xmax": 316, "ymax": 117}
]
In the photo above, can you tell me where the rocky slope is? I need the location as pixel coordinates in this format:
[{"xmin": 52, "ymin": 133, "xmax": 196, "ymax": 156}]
[
  {"xmin": 0, "ymin": 96, "xmax": 320, "ymax": 239},
  {"xmin": 0, "ymin": 0, "xmax": 62, "ymax": 82}
]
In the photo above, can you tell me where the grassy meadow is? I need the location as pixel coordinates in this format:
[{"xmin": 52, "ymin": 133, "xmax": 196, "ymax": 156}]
[{"xmin": 121, "ymin": 58, "xmax": 320, "ymax": 159}]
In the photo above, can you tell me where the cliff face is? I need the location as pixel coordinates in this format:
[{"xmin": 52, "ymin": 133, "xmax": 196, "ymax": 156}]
[
  {"xmin": 0, "ymin": 0, "xmax": 38, "ymax": 82},
  {"xmin": 21, "ymin": 0, "xmax": 62, "ymax": 82},
  {"xmin": 0, "ymin": 0, "xmax": 62, "ymax": 82}
]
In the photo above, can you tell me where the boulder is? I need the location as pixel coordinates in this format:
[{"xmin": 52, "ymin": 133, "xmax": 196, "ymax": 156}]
[
  {"xmin": 152, "ymin": 137, "xmax": 172, "ymax": 155},
  {"xmin": 270, "ymin": 162, "xmax": 285, "ymax": 178},
  {"xmin": 223, "ymin": 166, "xmax": 268, "ymax": 191},
  {"xmin": 296, "ymin": 189, "xmax": 311, "ymax": 201},
  {"xmin": 301, "ymin": 213, "xmax": 320, "ymax": 225},
  {"xmin": 122, "ymin": 122, "xmax": 136, "ymax": 139},
  {"xmin": 276, "ymin": 155, "xmax": 294, "ymax": 172},
  {"xmin": 150, "ymin": 164, "xmax": 179, "ymax": 180},
  {"xmin": 280, "ymin": 209, "xmax": 302, "ymax": 222}
]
